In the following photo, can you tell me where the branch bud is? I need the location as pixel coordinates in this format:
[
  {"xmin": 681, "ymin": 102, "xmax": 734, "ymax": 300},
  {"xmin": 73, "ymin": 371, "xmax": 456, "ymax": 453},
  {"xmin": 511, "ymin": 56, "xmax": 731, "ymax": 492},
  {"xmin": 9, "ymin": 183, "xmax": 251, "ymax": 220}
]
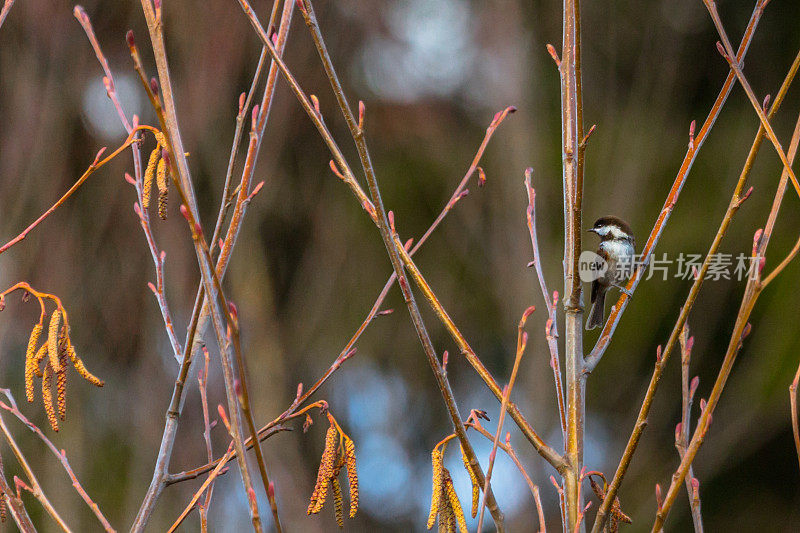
[
  {"xmin": 387, "ymin": 210, "xmax": 396, "ymax": 233},
  {"xmin": 752, "ymin": 228, "xmax": 764, "ymax": 256},
  {"xmin": 655, "ymin": 483, "xmax": 663, "ymax": 511},
  {"xmin": 358, "ymin": 100, "xmax": 365, "ymax": 131},
  {"xmin": 690, "ymin": 376, "xmax": 699, "ymax": 399},
  {"xmin": 546, "ymin": 43, "xmax": 561, "ymax": 67},
  {"xmin": 251, "ymin": 104, "xmax": 260, "ymax": 131}
]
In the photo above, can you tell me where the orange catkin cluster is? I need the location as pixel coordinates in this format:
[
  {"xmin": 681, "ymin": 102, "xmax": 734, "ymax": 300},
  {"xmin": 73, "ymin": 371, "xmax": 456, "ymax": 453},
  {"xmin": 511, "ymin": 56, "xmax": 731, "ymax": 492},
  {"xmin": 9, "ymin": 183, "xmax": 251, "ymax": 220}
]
[
  {"xmin": 307, "ymin": 414, "xmax": 359, "ymax": 528},
  {"xmin": 427, "ymin": 444, "xmax": 469, "ymax": 533},
  {"xmin": 23, "ymin": 308, "xmax": 104, "ymax": 432},
  {"xmin": 142, "ymin": 131, "xmax": 169, "ymax": 220}
]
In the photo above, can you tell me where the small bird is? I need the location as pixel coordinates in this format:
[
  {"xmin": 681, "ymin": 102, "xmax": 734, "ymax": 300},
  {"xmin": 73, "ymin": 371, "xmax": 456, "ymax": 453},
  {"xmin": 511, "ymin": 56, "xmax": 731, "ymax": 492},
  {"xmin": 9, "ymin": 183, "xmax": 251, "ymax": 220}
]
[{"xmin": 585, "ymin": 216, "xmax": 635, "ymax": 330}]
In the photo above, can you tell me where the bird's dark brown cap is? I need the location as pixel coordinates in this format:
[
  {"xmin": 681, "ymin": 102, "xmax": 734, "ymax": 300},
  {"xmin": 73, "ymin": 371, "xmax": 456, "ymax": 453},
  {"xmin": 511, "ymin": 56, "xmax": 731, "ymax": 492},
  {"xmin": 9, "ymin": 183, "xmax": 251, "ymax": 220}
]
[{"xmin": 589, "ymin": 216, "xmax": 633, "ymax": 237}]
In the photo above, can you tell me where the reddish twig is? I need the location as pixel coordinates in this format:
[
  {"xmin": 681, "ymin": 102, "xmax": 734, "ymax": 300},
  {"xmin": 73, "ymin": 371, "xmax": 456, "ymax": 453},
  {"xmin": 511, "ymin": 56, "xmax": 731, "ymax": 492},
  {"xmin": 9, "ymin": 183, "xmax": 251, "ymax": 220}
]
[
  {"xmin": 130, "ymin": 2, "xmax": 295, "ymax": 529},
  {"xmin": 130, "ymin": 9, "xmax": 268, "ymax": 528},
  {"xmin": 676, "ymin": 326, "xmax": 703, "ymax": 532},
  {"xmin": 0, "ymin": 390, "xmax": 114, "ymax": 531},
  {"xmin": 475, "ymin": 307, "xmax": 534, "ymax": 532},
  {"xmin": 466, "ymin": 421, "xmax": 546, "ymax": 532},
  {"xmin": 0, "ymin": 413, "xmax": 71, "ymax": 532},
  {"xmin": 586, "ymin": 0, "xmax": 770, "ymax": 370},
  {"xmin": 525, "ymin": 168, "xmax": 567, "ymax": 444},
  {"xmin": 235, "ymin": 2, "xmax": 564, "ymax": 530},
  {"xmin": 706, "ymin": 0, "xmax": 800, "ymax": 201},
  {"xmin": 791, "ymin": 360, "xmax": 800, "ymax": 473},
  {"xmin": 0, "ymin": 0, "xmax": 15, "ymax": 31},
  {"xmin": 75, "ymin": 5, "xmax": 181, "ymax": 361},
  {"xmin": 0, "ymin": 132, "xmax": 146, "ymax": 256},
  {"xmin": 0, "ymin": 471, "xmax": 35, "ymax": 532},
  {"xmin": 167, "ymin": 443, "xmax": 233, "ymax": 533},
  {"xmin": 197, "ymin": 347, "xmax": 215, "ymax": 530}
]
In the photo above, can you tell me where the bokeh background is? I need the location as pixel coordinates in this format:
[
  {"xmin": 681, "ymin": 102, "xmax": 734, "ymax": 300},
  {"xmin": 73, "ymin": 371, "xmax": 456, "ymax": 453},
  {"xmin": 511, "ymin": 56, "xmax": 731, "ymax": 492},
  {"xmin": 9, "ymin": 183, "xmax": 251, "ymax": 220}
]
[{"xmin": 1, "ymin": 0, "xmax": 800, "ymax": 531}]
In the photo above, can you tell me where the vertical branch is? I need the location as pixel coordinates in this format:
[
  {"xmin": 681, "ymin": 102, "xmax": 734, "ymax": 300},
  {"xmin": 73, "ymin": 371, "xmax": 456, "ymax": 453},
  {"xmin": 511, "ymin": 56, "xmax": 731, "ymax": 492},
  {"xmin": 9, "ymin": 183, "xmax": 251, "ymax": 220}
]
[
  {"xmin": 134, "ymin": 4, "xmax": 276, "ymax": 531},
  {"xmin": 197, "ymin": 347, "xmax": 215, "ymax": 530},
  {"xmin": 560, "ymin": 0, "xmax": 585, "ymax": 529},
  {"xmin": 133, "ymin": 1, "xmax": 296, "ymax": 526},
  {"xmin": 560, "ymin": 0, "xmax": 584, "ymax": 307},
  {"xmin": 676, "ymin": 327, "xmax": 703, "ymax": 532},
  {"xmin": 791, "ymin": 359, "xmax": 800, "ymax": 473}
]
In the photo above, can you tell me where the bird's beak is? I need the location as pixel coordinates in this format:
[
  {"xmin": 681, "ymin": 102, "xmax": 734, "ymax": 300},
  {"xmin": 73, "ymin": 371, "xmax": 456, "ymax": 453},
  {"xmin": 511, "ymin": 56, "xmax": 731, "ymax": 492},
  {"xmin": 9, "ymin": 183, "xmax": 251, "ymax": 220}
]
[{"xmin": 587, "ymin": 228, "xmax": 598, "ymax": 234}]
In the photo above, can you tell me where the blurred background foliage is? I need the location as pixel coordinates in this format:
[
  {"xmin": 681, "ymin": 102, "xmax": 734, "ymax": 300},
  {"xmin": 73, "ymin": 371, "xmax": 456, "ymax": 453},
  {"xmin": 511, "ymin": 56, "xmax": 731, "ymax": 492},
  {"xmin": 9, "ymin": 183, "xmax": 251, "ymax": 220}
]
[{"xmin": 1, "ymin": 0, "xmax": 800, "ymax": 531}]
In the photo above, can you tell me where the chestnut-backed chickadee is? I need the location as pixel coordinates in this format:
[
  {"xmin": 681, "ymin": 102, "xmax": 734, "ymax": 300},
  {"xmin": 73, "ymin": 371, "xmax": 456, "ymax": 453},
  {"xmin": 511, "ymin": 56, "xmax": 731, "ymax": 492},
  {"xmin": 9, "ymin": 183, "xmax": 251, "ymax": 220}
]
[{"xmin": 585, "ymin": 216, "xmax": 635, "ymax": 330}]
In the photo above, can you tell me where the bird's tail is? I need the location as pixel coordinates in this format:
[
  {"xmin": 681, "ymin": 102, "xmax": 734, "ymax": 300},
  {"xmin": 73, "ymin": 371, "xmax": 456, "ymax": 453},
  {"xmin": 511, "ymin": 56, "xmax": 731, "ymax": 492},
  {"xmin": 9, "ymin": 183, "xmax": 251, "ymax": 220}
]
[{"xmin": 586, "ymin": 290, "xmax": 605, "ymax": 330}]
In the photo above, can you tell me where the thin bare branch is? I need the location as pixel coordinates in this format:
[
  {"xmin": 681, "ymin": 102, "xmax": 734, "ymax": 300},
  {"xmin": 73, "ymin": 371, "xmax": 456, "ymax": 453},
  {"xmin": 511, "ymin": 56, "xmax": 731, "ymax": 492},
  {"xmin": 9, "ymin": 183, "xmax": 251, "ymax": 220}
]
[
  {"xmin": 590, "ymin": 7, "xmax": 784, "ymax": 530},
  {"xmin": 586, "ymin": 1, "xmax": 772, "ymax": 371},
  {"xmin": 296, "ymin": 0, "xmax": 505, "ymax": 527},
  {"xmin": 131, "ymin": 1, "xmax": 295, "ymax": 529},
  {"xmin": 0, "ymin": 0, "xmax": 15, "ymax": 32},
  {"xmin": 676, "ymin": 326, "xmax": 703, "ymax": 532},
  {"xmin": 476, "ymin": 307, "xmax": 534, "ymax": 531},
  {"xmin": 525, "ymin": 169, "xmax": 567, "ymax": 443},
  {"xmin": 0, "ymin": 390, "xmax": 114, "ymax": 531},
  {"xmin": 705, "ymin": 0, "xmax": 800, "ymax": 200},
  {"xmin": 653, "ymin": 88, "xmax": 800, "ymax": 533}
]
